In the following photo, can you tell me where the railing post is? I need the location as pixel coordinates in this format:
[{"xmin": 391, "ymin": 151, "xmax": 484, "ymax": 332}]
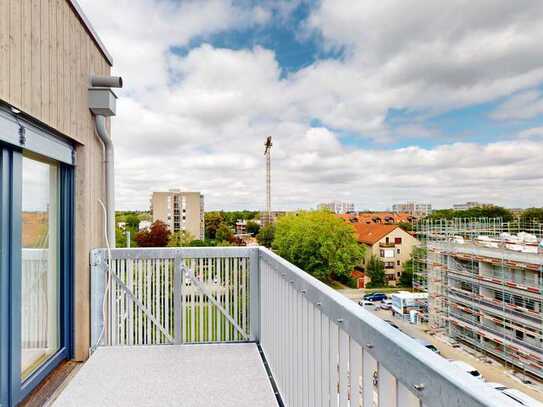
[
  {"xmin": 250, "ymin": 247, "xmax": 261, "ymax": 341},
  {"xmin": 90, "ymin": 249, "xmax": 107, "ymax": 349},
  {"xmin": 174, "ymin": 255, "xmax": 183, "ymax": 345}
]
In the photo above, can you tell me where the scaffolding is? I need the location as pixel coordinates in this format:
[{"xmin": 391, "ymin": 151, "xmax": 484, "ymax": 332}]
[{"xmin": 414, "ymin": 218, "xmax": 543, "ymax": 380}]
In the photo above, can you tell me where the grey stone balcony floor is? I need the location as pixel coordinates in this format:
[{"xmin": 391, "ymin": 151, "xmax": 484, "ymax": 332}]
[{"xmin": 52, "ymin": 343, "xmax": 278, "ymax": 407}]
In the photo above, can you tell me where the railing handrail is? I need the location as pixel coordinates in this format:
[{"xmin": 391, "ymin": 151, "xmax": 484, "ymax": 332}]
[{"xmin": 90, "ymin": 246, "xmax": 518, "ymax": 407}]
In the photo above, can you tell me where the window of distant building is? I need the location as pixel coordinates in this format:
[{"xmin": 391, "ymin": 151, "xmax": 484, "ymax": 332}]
[
  {"xmin": 395, "ymin": 237, "xmax": 402, "ymax": 244},
  {"xmin": 396, "ymin": 248, "xmax": 400, "ymax": 254},
  {"xmin": 385, "ymin": 237, "xmax": 389, "ymax": 243},
  {"xmin": 397, "ymin": 260, "xmax": 400, "ymax": 266}
]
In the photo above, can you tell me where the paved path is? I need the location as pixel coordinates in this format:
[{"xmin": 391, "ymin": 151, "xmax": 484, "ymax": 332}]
[{"xmin": 52, "ymin": 344, "xmax": 278, "ymax": 407}]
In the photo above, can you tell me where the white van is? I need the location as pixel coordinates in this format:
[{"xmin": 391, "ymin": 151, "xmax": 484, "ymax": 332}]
[{"xmin": 450, "ymin": 360, "xmax": 484, "ymax": 381}]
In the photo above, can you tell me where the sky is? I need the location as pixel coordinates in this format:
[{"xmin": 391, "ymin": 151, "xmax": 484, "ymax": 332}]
[{"xmin": 79, "ymin": 0, "xmax": 543, "ymax": 211}]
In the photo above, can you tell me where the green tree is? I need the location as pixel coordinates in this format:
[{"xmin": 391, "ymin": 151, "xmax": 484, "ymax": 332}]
[
  {"xmin": 246, "ymin": 220, "xmax": 260, "ymax": 235},
  {"xmin": 272, "ymin": 211, "xmax": 365, "ymax": 282},
  {"xmin": 428, "ymin": 206, "xmax": 513, "ymax": 221},
  {"xmin": 168, "ymin": 230, "xmax": 195, "ymax": 247},
  {"xmin": 520, "ymin": 207, "xmax": 543, "ymax": 224},
  {"xmin": 365, "ymin": 255, "xmax": 385, "ymax": 288},
  {"xmin": 125, "ymin": 214, "xmax": 140, "ymax": 229},
  {"xmin": 215, "ymin": 223, "xmax": 234, "ymax": 242},
  {"xmin": 398, "ymin": 221, "xmax": 413, "ymax": 232},
  {"xmin": 205, "ymin": 212, "xmax": 224, "ymax": 239},
  {"xmin": 256, "ymin": 224, "xmax": 275, "ymax": 248},
  {"xmin": 399, "ymin": 259, "xmax": 414, "ymax": 288}
]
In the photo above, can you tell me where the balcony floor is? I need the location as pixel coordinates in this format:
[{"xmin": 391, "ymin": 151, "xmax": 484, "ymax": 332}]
[{"xmin": 51, "ymin": 343, "xmax": 278, "ymax": 407}]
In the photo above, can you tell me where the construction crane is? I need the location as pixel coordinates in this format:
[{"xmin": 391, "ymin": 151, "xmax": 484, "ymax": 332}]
[{"xmin": 264, "ymin": 136, "xmax": 272, "ymax": 226}]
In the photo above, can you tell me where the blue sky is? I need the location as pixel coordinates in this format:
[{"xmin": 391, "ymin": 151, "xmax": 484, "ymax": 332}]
[{"xmin": 80, "ymin": 0, "xmax": 543, "ymax": 210}]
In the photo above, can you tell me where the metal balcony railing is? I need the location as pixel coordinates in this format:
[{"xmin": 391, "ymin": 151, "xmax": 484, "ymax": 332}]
[{"xmin": 89, "ymin": 247, "xmax": 517, "ymax": 407}]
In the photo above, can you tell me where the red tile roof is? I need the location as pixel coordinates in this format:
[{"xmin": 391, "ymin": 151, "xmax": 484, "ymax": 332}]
[{"xmin": 352, "ymin": 223, "xmax": 399, "ymax": 245}]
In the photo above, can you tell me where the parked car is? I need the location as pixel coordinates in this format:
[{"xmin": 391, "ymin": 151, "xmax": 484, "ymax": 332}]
[
  {"xmin": 414, "ymin": 338, "xmax": 440, "ymax": 354},
  {"xmin": 501, "ymin": 388, "xmax": 543, "ymax": 406},
  {"xmin": 363, "ymin": 293, "xmax": 387, "ymax": 302},
  {"xmin": 487, "ymin": 384, "xmax": 543, "ymax": 407},
  {"xmin": 384, "ymin": 320, "xmax": 400, "ymax": 330},
  {"xmin": 380, "ymin": 299, "xmax": 392, "ymax": 310},
  {"xmin": 450, "ymin": 360, "xmax": 484, "ymax": 381},
  {"xmin": 358, "ymin": 300, "xmax": 375, "ymax": 307}
]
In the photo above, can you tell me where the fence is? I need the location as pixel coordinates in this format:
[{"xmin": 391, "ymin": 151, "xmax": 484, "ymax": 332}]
[{"xmin": 91, "ymin": 247, "xmax": 517, "ymax": 407}]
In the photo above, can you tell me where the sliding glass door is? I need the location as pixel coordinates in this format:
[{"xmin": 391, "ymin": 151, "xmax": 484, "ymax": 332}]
[{"xmin": 0, "ymin": 139, "xmax": 73, "ymax": 406}]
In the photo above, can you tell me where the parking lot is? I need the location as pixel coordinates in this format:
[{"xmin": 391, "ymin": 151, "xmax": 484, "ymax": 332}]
[{"xmin": 338, "ymin": 288, "xmax": 543, "ymax": 403}]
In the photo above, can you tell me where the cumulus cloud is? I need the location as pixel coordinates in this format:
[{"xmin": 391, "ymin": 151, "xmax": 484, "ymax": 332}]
[{"xmin": 78, "ymin": 0, "xmax": 543, "ymax": 211}]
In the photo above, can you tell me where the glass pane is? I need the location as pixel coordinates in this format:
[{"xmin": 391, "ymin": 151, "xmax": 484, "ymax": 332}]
[{"xmin": 21, "ymin": 156, "xmax": 59, "ymax": 380}]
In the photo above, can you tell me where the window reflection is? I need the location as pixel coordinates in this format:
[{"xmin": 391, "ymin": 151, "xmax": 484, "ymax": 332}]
[{"xmin": 21, "ymin": 156, "xmax": 60, "ymax": 380}]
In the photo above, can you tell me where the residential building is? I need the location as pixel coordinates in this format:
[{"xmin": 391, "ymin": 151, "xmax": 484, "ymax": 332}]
[
  {"xmin": 318, "ymin": 200, "xmax": 355, "ymax": 214},
  {"xmin": 392, "ymin": 202, "xmax": 432, "ymax": 217},
  {"xmin": 0, "ymin": 1, "xmax": 117, "ymax": 404},
  {"xmin": 353, "ymin": 224, "xmax": 418, "ymax": 286},
  {"xmin": 452, "ymin": 201, "xmax": 495, "ymax": 210},
  {"xmin": 414, "ymin": 218, "xmax": 543, "ymax": 380},
  {"xmin": 338, "ymin": 211, "xmax": 417, "ymax": 225},
  {"xmin": 151, "ymin": 190, "xmax": 205, "ymax": 240}
]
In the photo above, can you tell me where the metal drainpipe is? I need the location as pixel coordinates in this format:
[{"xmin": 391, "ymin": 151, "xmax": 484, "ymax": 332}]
[
  {"xmin": 94, "ymin": 114, "xmax": 115, "ymax": 247},
  {"xmin": 90, "ymin": 75, "xmax": 123, "ymax": 248}
]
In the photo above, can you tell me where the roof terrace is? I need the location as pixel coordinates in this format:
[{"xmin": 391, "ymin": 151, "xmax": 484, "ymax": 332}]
[{"xmin": 50, "ymin": 247, "xmax": 516, "ymax": 406}]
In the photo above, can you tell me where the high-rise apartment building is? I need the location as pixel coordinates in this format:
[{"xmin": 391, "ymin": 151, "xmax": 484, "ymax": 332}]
[
  {"xmin": 318, "ymin": 201, "xmax": 355, "ymax": 214},
  {"xmin": 392, "ymin": 202, "xmax": 432, "ymax": 217},
  {"xmin": 151, "ymin": 190, "xmax": 205, "ymax": 240}
]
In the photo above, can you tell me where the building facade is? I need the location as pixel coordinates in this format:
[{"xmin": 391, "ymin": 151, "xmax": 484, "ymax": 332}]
[
  {"xmin": 151, "ymin": 190, "xmax": 205, "ymax": 240},
  {"xmin": 452, "ymin": 201, "xmax": 494, "ymax": 210},
  {"xmin": 415, "ymin": 219, "xmax": 543, "ymax": 379},
  {"xmin": 0, "ymin": 1, "xmax": 115, "ymax": 404},
  {"xmin": 353, "ymin": 224, "xmax": 418, "ymax": 286},
  {"xmin": 392, "ymin": 202, "xmax": 432, "ymax": 217},
  {"xmin": 318, "ymin": 201, "xmax": 355, "ymax": 214}
]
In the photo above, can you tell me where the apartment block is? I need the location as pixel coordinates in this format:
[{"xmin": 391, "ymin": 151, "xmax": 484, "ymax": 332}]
[
  {"xmin": 452, "ymin": 201, "xmax": 495, "ymax": 210},
  {"xmin": 353, "ymin": 224, "xmax": 418, "ymax": 286},
  {"xmin": 151, "ymin": 190, "xmax": 205, "ymax": 240},
  {"xmin": 392, "ymin": 202, "xmax": 432, "ymax": 217},
  {"xmin": 318, "ymin": 201, "xmax": 355, "ymax": 214},
  {"xmin": 414, "ymin": 219, "xmax": 543, "ymax": 379}
]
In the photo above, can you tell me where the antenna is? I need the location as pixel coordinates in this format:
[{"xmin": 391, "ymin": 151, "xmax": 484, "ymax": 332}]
[{"xmin": 264, "ymin": 136, "xmax": 272, "ymax": 226}]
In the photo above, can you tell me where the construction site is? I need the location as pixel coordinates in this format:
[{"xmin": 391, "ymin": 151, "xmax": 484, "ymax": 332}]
[{"xmin": 413, "ymin": 218, "xmax": 543, "ymax": 380}]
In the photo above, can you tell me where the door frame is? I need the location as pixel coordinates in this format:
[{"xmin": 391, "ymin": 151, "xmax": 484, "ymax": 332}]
[{"xmin": 0, "ymin": 135, "xmax": 74, "ymax": 405}]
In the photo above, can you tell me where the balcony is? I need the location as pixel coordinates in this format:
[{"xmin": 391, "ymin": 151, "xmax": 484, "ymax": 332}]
[{"xmin": 53, "ymin": 247, "xmax": 513, "ymax": 406}]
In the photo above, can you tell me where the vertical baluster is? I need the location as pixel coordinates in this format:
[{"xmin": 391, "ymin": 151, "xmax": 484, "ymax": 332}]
[
  {"xmin": 241, "ymin": 257, "xmax": 247, "ymax": 340},
  {"xmin": 198, "ymin": 257, "xmax": 203, "ymax": 342},
  {"xmin": 225, "ymin": 257, "xmax": 230, "ymax": 341},
  {"xmin": 314, "ymin": 305, "xmax": 322, "ymax": 407},
  {"xmin": 127, "ymin": 259, "xmax": 133, "ymax": 345},
  {"xmin": 308, "ymin": 300, "xmax": 315, "ymax": 407},
  {"xmin": 216, "ymin": 257, "xmax": 221, "ymax": 341},
  {"xmin": 339, "ymin": 329, "xmax": 349, "ymax": 406},
  {"xmin": 363, "ymin": 350, "xmax": 378, "ymax": 407},
  {"xmin": 329, "ymin": 321, "xmax": 339, "ymax": 407},
  {"xmin": 378, "ymin": 365, "xmax": 397, "ymax": 407},
  {"xmin": 137, "ymin": 259, "xmax": 143, "ymax": 345},
  {"xmin": 321, "ymin": 313, "xmax": 330, "ymax": 407},
  {"xmin": 146, "ymin": 259, "xmax": 151, "ymax": 344},
  {"xmin": 396, "ymin": 381, "xmax": 420, "ymax": 407},
  {"xmin": 190, "ymin": 258, "xmax": 195, "ymax": 343},
  {"xmin": 301, "ymin": 296, "xmax": 308, "ymax": 407},
  {"xmin": 119, "ymin": 260, "xmax": 125, "ymax": 345},
  {"xmin": 349, "ymin": 339, "xmax": 362, "ymax": 407}
]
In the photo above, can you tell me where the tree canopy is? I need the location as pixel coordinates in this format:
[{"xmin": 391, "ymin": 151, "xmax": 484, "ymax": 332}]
[
  {"xmin": 365, "ymin": 256, "xmax": 385, "ymax": 288},
  {"xmin": 272, "ymin": 211, "xmax": 365, "ymax": 282},
  {"xmin": 134, "ymin": 220, "xmax": 171, "ymax": 247},
  {"xmin": 427, "ymin": 206, "xmax": 513, "ymax": 221},
  {"xmin": 168, "ymin": 230, "xmax": 195, "ymax": 247},
  {"xmin": 520, "ymin": 207, "xmax": 543, "ymax": 224},
  {"xmin": 204, "ymin": 212, "xmax": 224, "ymax": 239},
  {"xmin": 246, "ymin": 220, "xmax": 260, "ymax": 235},
  {"xmin": 215, "ymin": 223, "xmax": 234, "ymax": 242},
  {"xmin": 256, "ymin": 224, "xmax": 275, "ymax": 248}
]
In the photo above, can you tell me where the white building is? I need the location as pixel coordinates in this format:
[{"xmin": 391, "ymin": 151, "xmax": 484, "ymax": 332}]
[
  {"xmin": 452, "ymin": 201, "xmax": 494, "ymax": 210},
  {"xmin": 392, "ymin": 202, "xmax": 432, "ymax": 217},
  {"xmin": 318, "ymin": 201, "xmax": 355, "ymax": 214}
]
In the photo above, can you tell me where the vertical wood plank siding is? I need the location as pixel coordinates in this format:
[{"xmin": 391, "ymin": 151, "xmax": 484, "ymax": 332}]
[{"xmin": 0, "ymin": 0, "xmax": 112, "ymax": 361}]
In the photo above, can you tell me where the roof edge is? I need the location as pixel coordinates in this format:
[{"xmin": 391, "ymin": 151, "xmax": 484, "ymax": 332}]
[{"xmin": 68, "ymin": 0, "xmax": 114, "ymax": 66}]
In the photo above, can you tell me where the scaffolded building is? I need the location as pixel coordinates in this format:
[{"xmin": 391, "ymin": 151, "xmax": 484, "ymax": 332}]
[{"xmin": 414, "ymin": 218, "xmax": 543, "ymax": 380}]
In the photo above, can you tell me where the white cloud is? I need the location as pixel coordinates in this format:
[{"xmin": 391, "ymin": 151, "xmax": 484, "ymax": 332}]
[
  {"xmin": 77, "ymin": 0, "xmax": 543, "ymax": 211},
  {"xmin": 490, "ymin": 89, "xmax": 543, "ymax": 120}
]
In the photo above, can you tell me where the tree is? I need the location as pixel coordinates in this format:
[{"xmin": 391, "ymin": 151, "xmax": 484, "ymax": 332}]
[
  {"xmin": 134, "ymin": 220, "xmax": 171, "ymax": 247},
  {"xmin": 398, "ymin": 221, "xmax": 413, "ymax": 232},
  {"xmin": 365, "ymin": 255, "xmax": 385, "ymax": 288},
  {"xmin": 520, "ymin": 207, "xmax": 543, "ymax": 224},
  {"xmin": 272, "ymin": 211, "xmax": 365, "ymax": 282},
  {"xmin": 168, "ymin": 230, "xmax": 195, "ymax": 247},
  {"xmin": 246, "ymin": 220, "xmax": 260, "ymax": 235},
  {"xmin": 125, "ymin": 214, "xmax": 140, "ymax": 229},
  {"xmin": 428, "ymin": 206, "xmax": 513, "ymax": 222},
  {"xmin": 215, "ymin": 223, "xmax": 233, "ymax": 242},
  {"xmin": 399, "ymin": 259, "xmax": 414, "ymax": 288},
  {"xmin": 256, "ymin": 224, "xmax": 275, "ymax": 248},
  {"xmin": 205, "ymin": 212, "xmax": 224, "ymax": 239}
]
